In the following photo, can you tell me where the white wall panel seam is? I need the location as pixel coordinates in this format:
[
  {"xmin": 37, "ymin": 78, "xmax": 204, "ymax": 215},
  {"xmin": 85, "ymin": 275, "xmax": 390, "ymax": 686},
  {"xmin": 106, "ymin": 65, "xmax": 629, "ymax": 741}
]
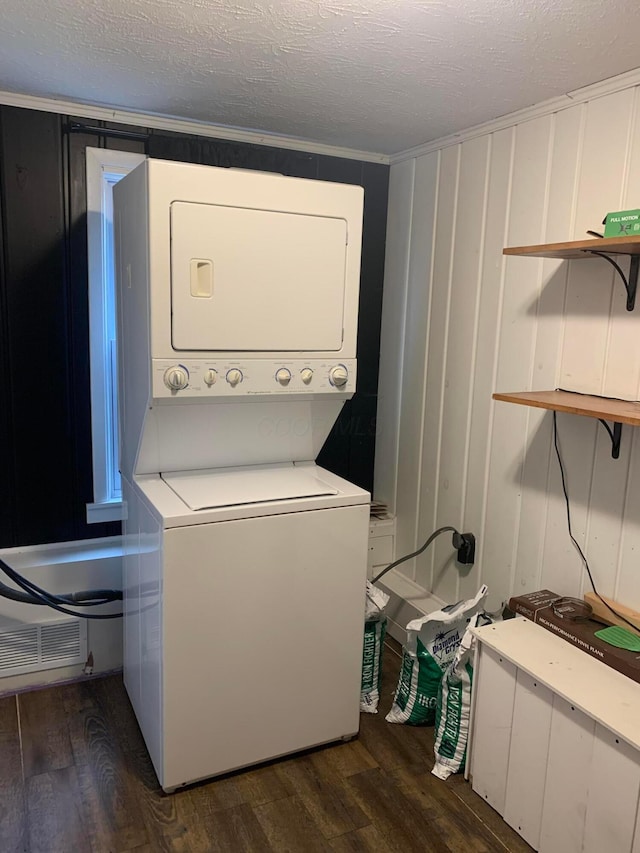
[
  {"xmin": 540, "ymin": 107, "xmax": 582, "ymax": 596},
  {"xmin": 478, "ymin": 127, "xmax": 516, "ymax": 582},
  {"xmin": 506, "ymin": 115, "xmax": 554, "ymax": 599},
  {"xmin": 601, "ymin": 87, "xmax": 638, "ymax": 398},
  {"xmin": 557, "ymin": 103, "xmax": 586, "ymax": 377},
  {"xmin": 531, "ymin": 113, "xmax": 558, "ymax": 592},
  {"xmin": 505, "ymin": 120, "xmax": 542, "ymax": 601},
  {"xmin": 613, "ymin": 436, "xmax": 635, "ymax": 601},
  {"xmin": 394, "ymin": 158, "xmax": 417, "ymax": 518},
  {"xmin": 413, "ymin": 149, "xmax": 442, "ymax": 581},
  {"xmin": 398, "ymin": 153, "xmax": 436, "ymax": 581},
  {"xmin": 458, "ymin": 137, "xmax": 492, "ymax": 600},
  {"xmin": 430, "ymin": 146, "xmax": 461, "ymax": 591},
  {"xmin": 570, "ymin": 98, "xmax": 604, "ymax": 598},
  {"xmin": 581, "ymin": 91, "xmax": 639, "ymax": 598},
  {"xmin": 601, "ymin": 269, "xmax": 618, "ymax": 396},
  {"xmin": 618, "ymin": 87, "xmax": 637, "ymax": 209},
  {"xmin": 375, "ymin": 159, "xmax": 416, "ymax": 514},
  {"xmin": 576, "ymin": 417, "xmax": 599, "ymax": 599}
]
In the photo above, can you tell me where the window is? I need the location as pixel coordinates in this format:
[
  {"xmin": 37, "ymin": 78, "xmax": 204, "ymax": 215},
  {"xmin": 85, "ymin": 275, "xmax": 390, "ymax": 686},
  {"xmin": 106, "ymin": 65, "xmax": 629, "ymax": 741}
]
[{"xmin": 85, "ymin": 147, "xmax": 146, "ymax": 523}]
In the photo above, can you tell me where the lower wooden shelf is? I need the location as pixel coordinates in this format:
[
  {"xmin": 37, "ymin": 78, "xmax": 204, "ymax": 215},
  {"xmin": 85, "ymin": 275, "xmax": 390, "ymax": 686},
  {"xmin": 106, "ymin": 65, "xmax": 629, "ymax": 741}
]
[{"xmin": 492, "ymin": 389, "xmax": 640, "ymax": 427}]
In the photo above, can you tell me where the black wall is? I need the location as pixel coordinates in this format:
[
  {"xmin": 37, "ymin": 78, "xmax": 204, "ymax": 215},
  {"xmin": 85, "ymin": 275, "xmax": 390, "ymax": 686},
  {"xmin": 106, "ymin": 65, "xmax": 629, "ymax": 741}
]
[{"xmin": 0, "ymin": 105, "xmax": 389, "ymax": 549}]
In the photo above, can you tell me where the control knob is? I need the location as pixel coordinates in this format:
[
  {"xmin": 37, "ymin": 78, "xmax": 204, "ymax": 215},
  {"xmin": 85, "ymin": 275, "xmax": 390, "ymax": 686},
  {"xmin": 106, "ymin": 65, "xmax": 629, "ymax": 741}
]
[
  {"xmin": 275, "ymin": 368, "xmax": 291, "ymax": 386},
  {"xmin": 164, "ymin": 365, "xmax": 189, "ymax": 391},
  {"xmin": 204, "ymin": 369, "xmax": 218, "ymax": 387},
  {"xmin": 226, "ymin": 368, "xmax": 243, "ymax": 387},
  {"xmin": 300, "ymin": 368, "xmax": 314, "ymax": 385},
  {"xmin": 329, "ymin": 365, "xmax": 349, "ymax": 388}
]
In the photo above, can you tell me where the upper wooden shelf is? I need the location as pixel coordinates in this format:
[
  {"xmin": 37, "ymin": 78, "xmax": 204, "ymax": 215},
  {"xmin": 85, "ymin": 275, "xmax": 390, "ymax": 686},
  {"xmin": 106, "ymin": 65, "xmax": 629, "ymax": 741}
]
[
  {"xmin": 492, "ymin": 390, "xmax": 640, "ymax": 426},
  {"xmin": 503, "ymin": 236, "xmax": 640, "ymax": 259},
  {"xmin": 493, "ymin": 390, "xmax": 640, "ymax": 458},
  {"xmin": 503, "ymin": 236, "xmax": 640, "ymax": 310}
]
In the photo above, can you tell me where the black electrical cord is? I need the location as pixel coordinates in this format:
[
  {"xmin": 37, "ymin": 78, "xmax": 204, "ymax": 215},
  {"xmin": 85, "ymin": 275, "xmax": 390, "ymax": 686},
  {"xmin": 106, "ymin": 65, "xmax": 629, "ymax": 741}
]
[
  {"xmin": 0, "ymin": 556, "xmax": 123, "ymax": 620},
  {"xmin": 372, "ymin": 526, "xmax": 460, "ymax": 584},
  {"xmin": 552, "ymin": 411, "xmax": 639, "ymax": 633}
]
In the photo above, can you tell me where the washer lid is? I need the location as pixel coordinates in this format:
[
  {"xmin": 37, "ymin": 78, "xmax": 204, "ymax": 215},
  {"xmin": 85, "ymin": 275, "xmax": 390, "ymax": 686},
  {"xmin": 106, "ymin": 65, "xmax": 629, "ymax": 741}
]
[{"xmin": 161, "ymin": 463, "xmax": 339, "ymax": 511}]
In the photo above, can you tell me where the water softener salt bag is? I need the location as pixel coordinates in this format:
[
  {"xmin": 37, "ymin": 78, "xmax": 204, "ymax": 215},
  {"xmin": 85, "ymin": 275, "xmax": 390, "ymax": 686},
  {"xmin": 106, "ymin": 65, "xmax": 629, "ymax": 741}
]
[
  {"xmin": 360, "ymin": 582, "xmax": 390, "ymax": 714},
  {"xmin": 432, "ymin": 613, "xmax": 483, "ymax": 779},
  {"xmin": 385, "ymin": 585, "xmax": 487, "ymax": 726}
]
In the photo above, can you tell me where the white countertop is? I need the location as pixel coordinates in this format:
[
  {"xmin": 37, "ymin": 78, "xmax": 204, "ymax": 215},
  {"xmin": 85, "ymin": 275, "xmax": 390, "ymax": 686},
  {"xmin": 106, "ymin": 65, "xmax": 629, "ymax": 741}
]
[{"xmin": 472, "ymin": 617, "xmax": 640, "ymax": 750}]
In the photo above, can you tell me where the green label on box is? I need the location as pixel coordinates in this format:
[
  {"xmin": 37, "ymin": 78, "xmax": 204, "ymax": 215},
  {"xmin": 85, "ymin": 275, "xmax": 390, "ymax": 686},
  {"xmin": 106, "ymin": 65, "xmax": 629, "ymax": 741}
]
[{"xmin": 604, "ymin": 209, "xmax": 640, "ymax": 237}]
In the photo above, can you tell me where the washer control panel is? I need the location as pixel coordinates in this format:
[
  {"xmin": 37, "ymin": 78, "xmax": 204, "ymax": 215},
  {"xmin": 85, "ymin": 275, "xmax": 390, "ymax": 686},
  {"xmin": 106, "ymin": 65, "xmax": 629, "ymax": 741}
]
[{"xmin": 153, "ymin": 359, "xmax": 356, "ymax": 398}]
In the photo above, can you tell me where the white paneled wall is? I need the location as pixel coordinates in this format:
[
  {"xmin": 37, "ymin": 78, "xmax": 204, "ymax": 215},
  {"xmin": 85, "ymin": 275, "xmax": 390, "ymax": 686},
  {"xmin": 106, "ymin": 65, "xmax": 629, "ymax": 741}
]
[{"xmin": 377, "ymin": 83, "xmax": 640, "ymax": 614}]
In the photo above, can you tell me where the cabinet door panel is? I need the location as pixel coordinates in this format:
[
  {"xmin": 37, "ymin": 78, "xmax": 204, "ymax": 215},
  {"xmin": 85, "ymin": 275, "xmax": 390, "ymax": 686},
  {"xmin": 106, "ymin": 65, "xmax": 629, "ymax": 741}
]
[
  {"xmin": 503, "ymin": 670, "xmax": 553, "ymax": 850},
  {"xmin": 539, "ymin": 694, "xmax": 595, "ymax": 853},
  {"xmin": 470, "ymin": 646, "xmax": 516, "ymax": 815}
]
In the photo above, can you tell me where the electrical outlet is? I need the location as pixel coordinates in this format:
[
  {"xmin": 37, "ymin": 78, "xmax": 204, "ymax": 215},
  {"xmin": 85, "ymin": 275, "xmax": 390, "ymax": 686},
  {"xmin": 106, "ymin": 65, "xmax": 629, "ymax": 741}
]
[{"xmin": 456, "ymin": 533, "xmax": 476, "ymax": 565}]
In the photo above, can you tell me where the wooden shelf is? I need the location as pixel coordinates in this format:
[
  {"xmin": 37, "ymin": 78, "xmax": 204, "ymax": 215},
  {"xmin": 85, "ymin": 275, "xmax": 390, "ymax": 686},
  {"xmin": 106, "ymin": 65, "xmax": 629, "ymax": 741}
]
[
  {"xmin": 503, "ymin": 235, "xmax": 640, "ymax": 259},
  {"xmin": 492, "ymin": 390, "xmax": 640, "ymax": 427}
]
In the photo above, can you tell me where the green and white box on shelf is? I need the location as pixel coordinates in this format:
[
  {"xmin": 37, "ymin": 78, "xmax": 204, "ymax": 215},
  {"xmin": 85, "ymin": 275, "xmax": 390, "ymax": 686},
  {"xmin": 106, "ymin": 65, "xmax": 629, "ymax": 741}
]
[{"xmin": 603, "ymin": 209, "xmax": 640, "ymax": 237}]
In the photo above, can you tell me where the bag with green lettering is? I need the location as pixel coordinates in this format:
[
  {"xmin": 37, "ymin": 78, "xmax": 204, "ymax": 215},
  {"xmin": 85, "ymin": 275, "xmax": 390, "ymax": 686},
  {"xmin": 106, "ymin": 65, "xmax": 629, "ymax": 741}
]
[
  {"xmin": 360, "ymin": 582, "xmax": 390, "ymax": 714},
  {"xmin": 385, "ymin": 585, "xmax": 487, "ymax": 726},
  {"xmin": 432, "ymin": 613, "xmax": 481, "ymax": 779}
]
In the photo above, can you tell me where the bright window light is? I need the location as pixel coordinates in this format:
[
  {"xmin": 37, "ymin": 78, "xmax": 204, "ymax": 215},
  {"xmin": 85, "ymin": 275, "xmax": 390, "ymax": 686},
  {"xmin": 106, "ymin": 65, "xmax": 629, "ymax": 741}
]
[{"xmin": 85, "ymin": 147, "xmax": 145, "ymax": 523}]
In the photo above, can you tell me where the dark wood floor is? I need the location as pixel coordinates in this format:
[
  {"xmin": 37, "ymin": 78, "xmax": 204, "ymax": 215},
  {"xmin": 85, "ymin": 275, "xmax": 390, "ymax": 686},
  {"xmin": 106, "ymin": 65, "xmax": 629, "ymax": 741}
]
[{"xmin": 0, "ymin": 640, "xmax": 532, "ymax": 853}]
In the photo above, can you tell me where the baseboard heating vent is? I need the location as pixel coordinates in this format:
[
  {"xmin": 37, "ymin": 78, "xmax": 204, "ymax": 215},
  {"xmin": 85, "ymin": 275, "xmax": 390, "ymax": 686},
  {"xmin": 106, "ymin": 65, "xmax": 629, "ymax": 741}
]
[{"xmin": 0, "ymin": 619, "xmax": 88, "ymax": 677}]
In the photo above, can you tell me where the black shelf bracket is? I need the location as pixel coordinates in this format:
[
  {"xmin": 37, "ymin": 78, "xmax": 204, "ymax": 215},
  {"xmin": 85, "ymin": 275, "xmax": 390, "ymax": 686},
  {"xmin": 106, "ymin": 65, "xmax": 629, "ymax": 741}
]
[
  {"xmin": 597, "ymin": 419, "xmax": 623, "ymax": 458},
  {"xmin": 586, "ymin": 251, "xmax": 639, "ymax": 311}
]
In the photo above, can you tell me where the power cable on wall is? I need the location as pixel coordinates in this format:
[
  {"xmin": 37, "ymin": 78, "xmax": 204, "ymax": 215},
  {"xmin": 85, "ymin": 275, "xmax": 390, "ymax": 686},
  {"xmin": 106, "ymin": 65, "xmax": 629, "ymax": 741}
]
[
  {"xmin": 0, "ymin": 556, "xmax": 123, "ymax": 620},
  {"xmin": 552, "ymin": 411, "xmax": 639, "ymax": 633}
]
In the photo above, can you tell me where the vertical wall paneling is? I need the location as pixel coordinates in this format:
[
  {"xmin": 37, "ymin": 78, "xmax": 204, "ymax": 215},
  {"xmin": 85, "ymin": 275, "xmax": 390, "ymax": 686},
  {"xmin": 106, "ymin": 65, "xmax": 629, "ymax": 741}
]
[
  {"xmin": 537, "ymin": 103, "xmax": 588, "ymax": 600},
  {"xmin": 0, "ymin": 110, "xmax": 16, "ymax": 543},
  {"xmin": 602, "ymin": 88, "xmax": 640, "ymax": 402},
  {"xmin": 374, "ymin": 159, "xmax": 415, "ymax": 516},
  {"xmin": 460, "ymin": 128, "xmax": 514, "ymax": 601},
  {"xmin": 414, "ymin": 147, "xmax": 458, "ymax": 591},
  {"xmin": 429, "ymin": 136, "xmax": 490, "ymax": 604},
  {"xmin": 582, "ymin": 725, "xmax": 640, "ymax": 853},
  {"xmin": 395, "ymin": 153, "xmax": 439, "ymax": 581},
  {"xmin": 617, "ymin": 432, "xmax": 640, "ymax": 606},
  {"xmin": 469, "ymin": 646, "xmax": 516, "ymax": 816},
  {"xmin": 515, "ymin": 107, "xmax": 582, "ymax": 598},
  {"xmin": 538, "ymin": 696, "xmax": 595, "ymax": 853},
  {"xmin": 0, "ymin": 108, "xmax": 76, "ymax": 545},
  {"xmin": 348, "ymin": 162, "xmax": 390, "ymax": 490},
  {"xmin": 561, "ymin": 89, "xmax": 636, "ymax": 397},
  {"xmin": 482, "ymin": 115, "xmax": 554, "ymax": 611},
  {"xmin": 503, "ymin": 670, "xmax": 553, "ymax": 850},
  {"xmin": 377, "ymin": 82, "xmax": 640, "ymax": 614}
]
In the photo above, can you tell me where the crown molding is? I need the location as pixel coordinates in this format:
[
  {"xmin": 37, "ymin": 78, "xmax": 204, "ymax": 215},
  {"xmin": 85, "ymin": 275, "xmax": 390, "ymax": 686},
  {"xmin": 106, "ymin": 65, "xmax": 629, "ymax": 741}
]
[
  {"xmin": 0, "ymin": 89, "xmax": 390, "ymax": 165},
  {"xmin": 391, "ymin": 65, "xmax": 640, "ymax": 164}
]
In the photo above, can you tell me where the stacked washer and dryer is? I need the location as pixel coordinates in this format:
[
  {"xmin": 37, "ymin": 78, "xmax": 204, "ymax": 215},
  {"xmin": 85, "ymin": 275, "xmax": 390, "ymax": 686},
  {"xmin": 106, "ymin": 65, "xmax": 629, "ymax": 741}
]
[{"xmin": 113, "ymin": 159, "xmax": 370, "ymax": 792}]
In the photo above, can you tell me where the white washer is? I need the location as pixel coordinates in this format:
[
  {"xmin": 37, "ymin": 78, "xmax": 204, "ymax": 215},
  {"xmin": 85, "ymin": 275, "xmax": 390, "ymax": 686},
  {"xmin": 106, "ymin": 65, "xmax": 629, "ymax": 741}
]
[{"xmin": 114, "ymin": 160, "xmax": 369, "ymax": 792}]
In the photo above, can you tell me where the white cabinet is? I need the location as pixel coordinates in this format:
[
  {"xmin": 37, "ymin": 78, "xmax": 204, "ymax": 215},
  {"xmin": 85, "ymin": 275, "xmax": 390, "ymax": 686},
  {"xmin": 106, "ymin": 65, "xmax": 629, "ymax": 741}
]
[{"xmin": 469, "ymin": 618, "xmax": 640, "ymax": 852}]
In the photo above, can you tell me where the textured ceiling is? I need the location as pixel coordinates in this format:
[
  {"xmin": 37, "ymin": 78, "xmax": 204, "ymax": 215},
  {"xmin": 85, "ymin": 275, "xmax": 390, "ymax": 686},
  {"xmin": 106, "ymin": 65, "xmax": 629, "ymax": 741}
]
[{"xmin": 2, "ymin": 0, "xmax": 640, "ymax": 155}]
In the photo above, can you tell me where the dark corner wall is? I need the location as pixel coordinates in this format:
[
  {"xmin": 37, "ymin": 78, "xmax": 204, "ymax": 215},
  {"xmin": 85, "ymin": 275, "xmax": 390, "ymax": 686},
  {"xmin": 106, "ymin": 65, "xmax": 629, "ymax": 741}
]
[{"xmin": 0, "ymin": 105, "xmax": 389, "ymax": 549}]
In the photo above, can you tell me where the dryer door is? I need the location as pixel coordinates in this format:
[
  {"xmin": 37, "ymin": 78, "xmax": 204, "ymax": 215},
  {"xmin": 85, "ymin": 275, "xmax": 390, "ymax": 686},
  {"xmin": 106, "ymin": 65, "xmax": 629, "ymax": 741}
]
[{"xmin": 170, "ymin": 201, "xmax": 348, "ymax": 352}]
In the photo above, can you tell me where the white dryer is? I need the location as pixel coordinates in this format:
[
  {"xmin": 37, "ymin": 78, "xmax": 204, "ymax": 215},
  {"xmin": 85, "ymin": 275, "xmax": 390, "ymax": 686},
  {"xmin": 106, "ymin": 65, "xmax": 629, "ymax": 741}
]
[{"xmin": 114, "ymin": 159, "xmax": 369, "ymax": 792}]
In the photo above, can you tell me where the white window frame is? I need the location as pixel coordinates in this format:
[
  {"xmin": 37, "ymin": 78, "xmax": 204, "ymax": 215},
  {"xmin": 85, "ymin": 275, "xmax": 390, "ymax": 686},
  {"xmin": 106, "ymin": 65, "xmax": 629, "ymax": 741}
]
[{"xmin": 86, "ymin": 147, "xmax": 146, "ymax": 523}]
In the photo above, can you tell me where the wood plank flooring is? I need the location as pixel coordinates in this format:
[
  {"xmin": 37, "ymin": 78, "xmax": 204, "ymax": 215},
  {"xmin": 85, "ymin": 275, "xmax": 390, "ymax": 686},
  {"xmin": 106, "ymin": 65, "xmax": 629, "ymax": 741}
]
[{"xmin": 0, "ymin": 640, "xmax": 532, "ymax": 852}]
